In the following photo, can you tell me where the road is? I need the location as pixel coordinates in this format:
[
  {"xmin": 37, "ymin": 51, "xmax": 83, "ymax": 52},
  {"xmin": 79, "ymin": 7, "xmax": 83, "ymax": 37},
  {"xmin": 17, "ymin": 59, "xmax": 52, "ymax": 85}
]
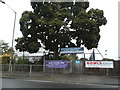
[{"xmin": 1, "ymin": 78, "xmax": 119, "ymax": 89}]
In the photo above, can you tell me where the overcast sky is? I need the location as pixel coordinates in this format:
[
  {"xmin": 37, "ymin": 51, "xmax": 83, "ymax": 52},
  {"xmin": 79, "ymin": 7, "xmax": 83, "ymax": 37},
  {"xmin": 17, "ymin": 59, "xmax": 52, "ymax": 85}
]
[{"xmin": 0, "ymin": 0, "xmax": 119, "ymax": 60}]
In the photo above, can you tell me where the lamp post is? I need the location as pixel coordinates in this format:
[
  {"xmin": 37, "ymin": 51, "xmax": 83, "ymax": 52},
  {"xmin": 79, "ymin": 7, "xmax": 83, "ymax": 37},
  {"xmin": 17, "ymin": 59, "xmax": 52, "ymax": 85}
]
[
  {"xmin": 105, "ymin": 50, "xmax": 107, "ymax": 58},
  {"xmin": 0, "ymin": 0, "xmax": 17, "ymax": 74},
  {"xmin": 105, "ymin": 50, "xmax": 109, "ymax": 76}
]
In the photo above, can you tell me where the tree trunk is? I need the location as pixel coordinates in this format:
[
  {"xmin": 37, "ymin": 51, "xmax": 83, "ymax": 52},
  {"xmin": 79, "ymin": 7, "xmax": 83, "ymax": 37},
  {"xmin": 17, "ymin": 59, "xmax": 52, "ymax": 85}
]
[{"xmin": 54, "ymin": 49, "xmax": 59, "ymax": 60}]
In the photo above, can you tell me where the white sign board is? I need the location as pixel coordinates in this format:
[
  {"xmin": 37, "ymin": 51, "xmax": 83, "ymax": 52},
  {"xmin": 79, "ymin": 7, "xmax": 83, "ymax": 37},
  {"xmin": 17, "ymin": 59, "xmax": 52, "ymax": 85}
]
[{"xmin": 85, "ymin": 61, "xmax": 114, "ymax": 68}]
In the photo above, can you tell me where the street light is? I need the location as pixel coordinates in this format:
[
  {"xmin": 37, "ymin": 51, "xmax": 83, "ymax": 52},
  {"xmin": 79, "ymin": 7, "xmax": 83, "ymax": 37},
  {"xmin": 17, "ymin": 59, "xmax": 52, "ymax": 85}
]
[{"xmin": 0, "ymin": 0, "xmax": 17, "ymax": 74}]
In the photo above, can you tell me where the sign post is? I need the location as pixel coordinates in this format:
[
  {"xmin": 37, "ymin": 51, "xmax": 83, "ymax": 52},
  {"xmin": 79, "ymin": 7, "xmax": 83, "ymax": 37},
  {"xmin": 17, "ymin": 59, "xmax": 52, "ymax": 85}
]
[
  {"xmin": 75, "ymin": 60, "xmax": 81, "ymax": 73},
  {"xmin": 60, "ymin": 47, "xmax": 84, "ymax": 73}
]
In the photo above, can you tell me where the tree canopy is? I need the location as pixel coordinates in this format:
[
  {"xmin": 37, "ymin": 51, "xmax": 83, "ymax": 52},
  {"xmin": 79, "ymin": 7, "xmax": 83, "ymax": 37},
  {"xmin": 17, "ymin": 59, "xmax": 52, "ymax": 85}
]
[{"xmin": 15, "ymin": 1, "xmax": 107, "ymax": 59}]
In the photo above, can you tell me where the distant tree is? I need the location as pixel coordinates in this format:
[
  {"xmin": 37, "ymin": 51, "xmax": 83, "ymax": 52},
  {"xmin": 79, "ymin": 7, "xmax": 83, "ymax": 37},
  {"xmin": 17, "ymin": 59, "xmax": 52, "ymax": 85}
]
[
  {"xmin": 102, "ymin": 58, "xmax": 114, "ymax": 61},
  {"xmin": 0, "ymin": 40, "xmax": 14, "ymax": 64},
  {"xmin": 61, "ymin": 54, "xmax": 78, "ymax": 60},
  {"xmin": 16, "ymin": 57, "xmax": 30, "ymax": 64},
  {"xmin": 0, "ymin": 40, "xmax": 8, "ymax": 54},
  {"xmin": 15, "ymin": 1, "xmax": 107, "ymax": 59},
  {"xmin": 80, "ymin": 58, "xmax": 88, "ymax": 61}
]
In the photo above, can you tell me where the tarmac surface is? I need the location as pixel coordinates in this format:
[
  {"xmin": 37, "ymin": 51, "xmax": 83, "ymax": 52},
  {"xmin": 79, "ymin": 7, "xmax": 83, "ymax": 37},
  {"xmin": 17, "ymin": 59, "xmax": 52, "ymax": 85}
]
[
  {"xmin": 1, "ymin": 78, "xmax": 119, "ymax": 89},
  {"xmin": 1, "ymin": 73, "xmax": 120, "ymax": 86}
]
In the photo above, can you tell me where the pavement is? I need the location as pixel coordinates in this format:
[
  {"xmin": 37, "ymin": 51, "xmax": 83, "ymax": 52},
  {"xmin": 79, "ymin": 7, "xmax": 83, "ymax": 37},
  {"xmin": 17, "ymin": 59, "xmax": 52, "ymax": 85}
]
[
  {"xmin": 41, "ymin": 73, "xmax": 120, "ymax": 86},
  {"xmin": 53, "ymin": 74, "xmax": 119, "ymax": 86},
  {"xmin": 1, "ymin": 73, "xmax": 119, "ymax": 86}
]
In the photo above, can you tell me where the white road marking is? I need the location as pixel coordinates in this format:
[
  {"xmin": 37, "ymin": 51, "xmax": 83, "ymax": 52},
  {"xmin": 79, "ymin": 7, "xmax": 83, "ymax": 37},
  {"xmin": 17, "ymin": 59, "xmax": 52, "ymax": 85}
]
[{"xmin": 26, "ymin": 80, "xmax": 53, "ymax": 83}]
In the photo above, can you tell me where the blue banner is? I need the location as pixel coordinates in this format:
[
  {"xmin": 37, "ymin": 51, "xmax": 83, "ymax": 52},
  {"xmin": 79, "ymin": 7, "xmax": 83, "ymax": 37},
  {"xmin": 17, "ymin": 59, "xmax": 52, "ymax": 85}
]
[
  {"xmin": 45, "ymin": 60, "xmax": 68, "ymax": 68},
  {"xmin": 60, "ymin": 47, "xmax": 84, "ymax": 54}
]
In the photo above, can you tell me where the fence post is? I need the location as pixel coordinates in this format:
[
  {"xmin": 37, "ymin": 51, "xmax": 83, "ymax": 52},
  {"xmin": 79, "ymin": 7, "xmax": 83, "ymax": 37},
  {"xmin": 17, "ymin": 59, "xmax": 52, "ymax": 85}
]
[
  {"xmin": 70, "ymin": 60, "xmax": 73, "ymax": 73},
  {"xmin": 106, "ymin": 68, "xmax": 109, "ymax": 76},
  {"xmin": 43, "ymin": 51, "xmax": 45, "ymax": 72},
  {"xmin": 52, "ymin": 67, "xmax": 54, "ymax": 79},
  {"xmin": 29, "ymin": 65, "xmax": 32, "ymax": 77},
  {"xmin": 11, "ymin": 64, "xmax": 12, "ymax": 75},
  {"xmin": 9, "ymin": 64, "xmax": 13, "ymax": 78}
]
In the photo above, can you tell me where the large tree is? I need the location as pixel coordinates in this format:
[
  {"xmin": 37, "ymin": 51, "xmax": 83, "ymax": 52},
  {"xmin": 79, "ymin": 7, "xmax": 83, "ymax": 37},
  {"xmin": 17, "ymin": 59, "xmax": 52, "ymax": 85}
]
[{"xmin": 15, "ymin": 1, "xmax": 107, "ymax": 59}]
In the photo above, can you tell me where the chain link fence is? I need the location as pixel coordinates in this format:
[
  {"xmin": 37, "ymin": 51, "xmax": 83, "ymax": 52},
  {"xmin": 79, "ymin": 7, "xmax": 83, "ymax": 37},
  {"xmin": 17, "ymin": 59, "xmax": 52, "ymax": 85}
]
[
  {"xmin": 1, "ymin": 60, "xmax": 119, "ymax": 82},
  {"xmin": 2, "ymin": 64, "xmax": 72, "ymax": 80}
]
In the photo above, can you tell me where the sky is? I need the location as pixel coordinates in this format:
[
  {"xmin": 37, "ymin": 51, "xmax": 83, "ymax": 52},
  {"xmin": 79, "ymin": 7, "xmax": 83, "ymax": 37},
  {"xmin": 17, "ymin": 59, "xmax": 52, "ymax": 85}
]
[{"xmin": 0, "ymin": 0, "xmax": 119, "ymax": 60}]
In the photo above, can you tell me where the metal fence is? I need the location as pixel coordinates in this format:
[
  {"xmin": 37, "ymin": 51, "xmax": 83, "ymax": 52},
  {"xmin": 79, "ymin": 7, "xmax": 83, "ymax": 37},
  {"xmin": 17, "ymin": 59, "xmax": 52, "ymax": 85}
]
[
  {"xmin": 1, "ymin": 60, "xmax": 119, "ymax": 78},
  {"xmin": 1, "ymin": 64, "xmax": 85, "ymax": 83},
  {"xmin": 1, "ymin": 64, "xmax": 71, "ymax": 78},
  {"xmin": 1, "ymin": 62, "xmax": 119, "ymax": 84}
]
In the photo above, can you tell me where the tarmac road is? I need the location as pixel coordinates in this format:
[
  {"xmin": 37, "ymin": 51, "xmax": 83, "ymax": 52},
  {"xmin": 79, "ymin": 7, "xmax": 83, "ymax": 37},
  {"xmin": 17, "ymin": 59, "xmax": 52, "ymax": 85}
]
[{"xmin": 1, "ymin": 78, "xmax": 119, "ymax": 89}]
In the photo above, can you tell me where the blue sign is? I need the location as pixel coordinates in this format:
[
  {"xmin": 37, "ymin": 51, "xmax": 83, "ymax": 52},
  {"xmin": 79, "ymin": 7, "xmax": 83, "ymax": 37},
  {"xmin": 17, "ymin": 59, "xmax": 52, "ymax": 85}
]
[
  {"xmin": 75, "ymin": 60, "xmax": 81, "ymax": 64},
  {"xmin": 60, "ymin": 47, "xmax": 84, "ymax": 54},
  {"xmin": 45, "ymin": 60, "xmax": 68, "ymax": 68}
]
